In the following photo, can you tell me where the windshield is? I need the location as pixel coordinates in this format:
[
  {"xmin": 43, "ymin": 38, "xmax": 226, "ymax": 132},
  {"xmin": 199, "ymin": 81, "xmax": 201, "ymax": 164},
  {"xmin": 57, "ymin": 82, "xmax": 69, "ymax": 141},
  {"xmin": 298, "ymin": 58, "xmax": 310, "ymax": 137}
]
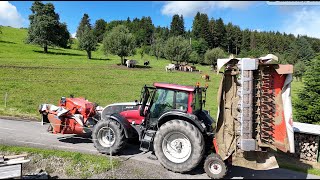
[
  {"xmin": 148, "ymin": 88, "xmax": 190, "ymax": 126},
  {"xmin": 150, "ymin": 89, "xmax": 174, "ymax": 119}
]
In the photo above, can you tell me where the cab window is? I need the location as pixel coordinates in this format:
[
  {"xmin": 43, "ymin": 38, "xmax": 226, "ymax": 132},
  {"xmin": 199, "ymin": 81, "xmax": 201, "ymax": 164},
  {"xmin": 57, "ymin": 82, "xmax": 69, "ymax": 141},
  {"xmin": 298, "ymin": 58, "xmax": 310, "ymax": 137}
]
[{"xmin": 176, "ymin": 91, "xmax": 189, "ymax": 111}]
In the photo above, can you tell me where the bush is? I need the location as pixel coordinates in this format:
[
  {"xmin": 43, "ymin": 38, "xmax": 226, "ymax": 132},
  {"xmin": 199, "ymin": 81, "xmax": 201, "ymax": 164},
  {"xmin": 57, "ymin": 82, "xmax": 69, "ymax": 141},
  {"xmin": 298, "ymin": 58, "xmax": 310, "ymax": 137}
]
[{"xmin": 294, "ymin": 56, "xmax": 320, "ymax": 124}]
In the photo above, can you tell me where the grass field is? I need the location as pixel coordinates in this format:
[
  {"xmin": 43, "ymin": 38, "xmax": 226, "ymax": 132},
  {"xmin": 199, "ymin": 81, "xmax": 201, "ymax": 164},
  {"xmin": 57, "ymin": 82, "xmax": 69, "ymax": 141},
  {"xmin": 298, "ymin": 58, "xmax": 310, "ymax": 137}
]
[
  {"xmin": 0, "ymin": 144, "xmax": 119, "ymax": 178},
  {"xmin": 0, "ymin": 26, "xmax": 303, "ymax": 120}
]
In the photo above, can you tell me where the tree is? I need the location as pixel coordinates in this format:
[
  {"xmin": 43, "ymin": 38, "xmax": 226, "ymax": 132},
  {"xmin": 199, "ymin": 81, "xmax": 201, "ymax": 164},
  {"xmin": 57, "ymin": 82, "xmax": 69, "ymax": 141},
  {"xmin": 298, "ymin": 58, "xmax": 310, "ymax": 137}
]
[
  {"xmin": 209, "ymin": 18, "xmax": 216, "ymax": 48},
  {"xmin": 164, "ymin": 36, "xmax": 192, "ymax": 63},
  {"xmin": 130, "ymin": 16, "xmax": 154, "ymax": 46},
  {"xmin": 155, "ymin": 26, "xmax": 169, "ymax": 41},
  {"xmin": 191, "ymin": 38, "xmax": 208, "ymax": 62},
  {"xmin": 78, "ymin": 26, "xmax": 97, "ymax": 59},
  {"xmin": 76, "ymin": 13, "xmax": 91, "ymax": 40},
  {"xmin": 170, "ymin": 14, "xmax": 185, "ymax": 36},
  {"xmin": 103, "ymin": 25, "xmax": 136, "ymax": 65},
  {"xmin": 93, "ymin": 19, "xmax": 107, "ymax": 43},
  {"xmin": 250, "ymin": 30, "xmax": 257, "ymax": 50},
  {"xmin": 151, "ymin": 35, "xmax": 164, "ymax": 60},
  {"xmin": 294, "ymin": 56, "xmax": 320, "ymax": 124},
  {"xmin": 140, "ymin": 45, "xmax": 145, "ymax": 60},
  {"xmin": 225, "ymin": 22, "xmax": 234, "ymax": 53},
  {"xmin": 192, "ymin": 12, "xmax": 201, "ymax": 39},
  {"xmin": 241, "ymin": 29, "xmax": 251, "ymax": 53},
  {"xmin": 192, "ymin": 12, "xmax": 212, "ymax": 48},
  {"xmin": 27, "ymin": 1, "xmax": 70, "ymax": 53},
  {"xmin": 204, "ymin": 47, "xmax": 226, "ymax": 70},
  {"xmin": 233, "ymin": 25, "xmax": 242, "ymax": 55},
  {"xmin": 293, "ymin": 61, "xmax": 305, "ymax": 81},
  {"xmin": 213, "ymin": 18, "xmax": 226, "ymax": 48},
  {"xmin": 190, "ymin": 51, "xmax": 200, "ymax": 64},
  {"xmin": 199, "ymin": 13, "xmax": 212, "ymax": 49},
  {"xmin": 56, "ymin": 22, "xmax": 70, "ymax": 48},
  {"xmin": 76, "ymin": 13, "xmax": 97, "ymax": 59},
  {"xmin": 295, "ymin": 37, "xmax": 315, "ymax": 64}
]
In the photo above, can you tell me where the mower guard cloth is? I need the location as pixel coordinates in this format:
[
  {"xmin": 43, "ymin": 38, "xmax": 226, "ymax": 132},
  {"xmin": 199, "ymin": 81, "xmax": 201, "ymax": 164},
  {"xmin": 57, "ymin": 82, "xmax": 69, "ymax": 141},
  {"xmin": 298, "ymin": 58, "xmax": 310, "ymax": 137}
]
[{"xmin": 40, "ymin": 104, "xmax": 69, "ymax": 117}]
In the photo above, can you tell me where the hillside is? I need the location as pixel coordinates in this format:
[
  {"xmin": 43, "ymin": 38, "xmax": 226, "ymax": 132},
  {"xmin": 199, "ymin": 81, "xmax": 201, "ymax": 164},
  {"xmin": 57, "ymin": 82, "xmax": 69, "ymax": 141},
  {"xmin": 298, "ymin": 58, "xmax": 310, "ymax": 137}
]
[{"xmin": 0, "ymin": 26, "xmax": 224, "ymax": 119}]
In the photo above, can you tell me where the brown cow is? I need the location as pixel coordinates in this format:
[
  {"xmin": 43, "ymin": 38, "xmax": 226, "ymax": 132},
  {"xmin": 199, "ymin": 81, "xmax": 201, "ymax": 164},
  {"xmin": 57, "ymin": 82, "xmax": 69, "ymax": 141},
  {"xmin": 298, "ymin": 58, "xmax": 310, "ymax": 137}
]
[{"xmin": 201, "ymin": 74, "xmax": 210, "ymax": 81}]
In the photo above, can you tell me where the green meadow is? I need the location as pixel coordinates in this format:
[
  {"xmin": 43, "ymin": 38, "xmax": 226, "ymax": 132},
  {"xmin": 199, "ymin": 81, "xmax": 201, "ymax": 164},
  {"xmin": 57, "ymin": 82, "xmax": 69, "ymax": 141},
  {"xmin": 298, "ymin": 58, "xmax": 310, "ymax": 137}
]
[{"xmin": 0, "ymin": 26, "xmax": 302, "ymax": 120}]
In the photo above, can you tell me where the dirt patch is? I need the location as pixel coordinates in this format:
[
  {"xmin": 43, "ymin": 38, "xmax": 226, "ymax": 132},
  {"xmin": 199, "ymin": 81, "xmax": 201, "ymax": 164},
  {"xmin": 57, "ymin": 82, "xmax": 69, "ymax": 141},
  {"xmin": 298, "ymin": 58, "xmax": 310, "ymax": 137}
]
[
  {"xmin": 22, "ymin": 155, "xmax": 69, "ymax": 179},
  {"xmin": 1, "ymin": 151, "xmax": 113, "ymax": 179},
  {"xmin": 91, "ymin": 159, "xmax": 170, "ymax": 179},
  {"xmin": 110, "ymin": 64, "xmax": 151, "ymax": 70}
]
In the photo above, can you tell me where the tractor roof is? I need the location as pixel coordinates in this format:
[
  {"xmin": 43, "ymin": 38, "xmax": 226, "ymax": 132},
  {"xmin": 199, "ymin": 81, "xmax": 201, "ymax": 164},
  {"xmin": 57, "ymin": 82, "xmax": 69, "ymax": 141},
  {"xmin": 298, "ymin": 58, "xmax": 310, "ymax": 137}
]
[{"xmin": 153, "ymin": 82, "xmax": 195, "ymax": 92}]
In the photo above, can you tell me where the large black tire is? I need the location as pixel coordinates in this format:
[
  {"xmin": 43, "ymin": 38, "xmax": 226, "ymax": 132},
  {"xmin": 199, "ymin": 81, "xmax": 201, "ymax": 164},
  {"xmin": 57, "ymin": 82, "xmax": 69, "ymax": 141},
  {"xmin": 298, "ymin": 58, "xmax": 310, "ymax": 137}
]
[
  {"xmin": 204, "ymin": 153, "xmax": 227, "ymax": 179},
  {"xmin": 153, "ymin": 120, "xmax": 205, "ymax": 173},
  {"xmin": 92, "ymin": 119, "xmax": 126, "ymax": 155}
]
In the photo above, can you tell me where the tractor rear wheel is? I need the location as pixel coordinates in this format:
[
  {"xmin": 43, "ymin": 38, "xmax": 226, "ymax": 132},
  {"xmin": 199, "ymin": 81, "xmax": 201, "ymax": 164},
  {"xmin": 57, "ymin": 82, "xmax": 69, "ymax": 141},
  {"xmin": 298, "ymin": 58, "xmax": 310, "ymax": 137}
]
[
  {"xmin": 204, "ymin": 153, "xmax": 227, "ymax": 179},
  {"xmin": 92, "ymin": 119, "xmax": 126, "ymax": 155},
  {"xmin": 153, "ymin": 120, "xmax": 204, "ymax": 173}
]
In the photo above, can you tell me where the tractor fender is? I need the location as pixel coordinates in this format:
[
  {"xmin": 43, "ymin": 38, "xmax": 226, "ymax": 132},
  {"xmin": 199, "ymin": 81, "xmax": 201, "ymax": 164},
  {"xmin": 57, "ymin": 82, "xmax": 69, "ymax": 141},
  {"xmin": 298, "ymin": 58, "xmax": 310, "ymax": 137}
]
[
  {"xmin": 157, "ymin": 111, "xmax": 206, "ymax": 133},
  {"xmin": 103, "ymin": 113, "xmax": 135, "ymax": 138}
]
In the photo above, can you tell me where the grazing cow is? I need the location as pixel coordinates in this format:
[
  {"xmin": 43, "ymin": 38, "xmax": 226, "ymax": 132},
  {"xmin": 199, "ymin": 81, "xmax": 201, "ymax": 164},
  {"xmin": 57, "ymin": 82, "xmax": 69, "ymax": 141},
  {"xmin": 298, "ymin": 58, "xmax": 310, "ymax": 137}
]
[
  {"xmin": 144, "ymin": 61, "xmax": 150, "ymax": 66},
  {"xmin": 126, "ymin": 59, "xmax": 137, "ymax": 68},
  {"xmin": 165, "ymin": 63, "xmax": 175, "ymax": 72},
  {"xmin": 175, "ymin": 64, "xmax": 180, "ymax": 70},
  {"xmin": 185, "ymin": 65, "xmax": 195, "ymax": 72},
  {"xmin": 201, "ymin": 74, "xmax": 210, "ymax": 81}
]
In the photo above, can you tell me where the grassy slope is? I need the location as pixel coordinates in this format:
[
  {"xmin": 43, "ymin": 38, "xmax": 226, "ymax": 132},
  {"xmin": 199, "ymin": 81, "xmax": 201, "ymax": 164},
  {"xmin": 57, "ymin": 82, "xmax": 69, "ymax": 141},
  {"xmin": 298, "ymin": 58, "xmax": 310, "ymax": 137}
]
[
  {"xmin": 0, "ymin": 27, "xmax": 221, "ymax": 119},
  {"xmin": 0, "ymin": 26, "xmax": 302, "ymax": 121}
]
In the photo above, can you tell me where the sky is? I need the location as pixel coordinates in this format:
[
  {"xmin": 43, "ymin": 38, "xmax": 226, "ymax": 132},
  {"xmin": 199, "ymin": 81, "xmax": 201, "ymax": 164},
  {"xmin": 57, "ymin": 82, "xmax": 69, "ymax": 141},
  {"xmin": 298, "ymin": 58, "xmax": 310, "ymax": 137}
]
[{"xmin": 1, "ymin": 1, "xmax": 320, "ymax": 38}]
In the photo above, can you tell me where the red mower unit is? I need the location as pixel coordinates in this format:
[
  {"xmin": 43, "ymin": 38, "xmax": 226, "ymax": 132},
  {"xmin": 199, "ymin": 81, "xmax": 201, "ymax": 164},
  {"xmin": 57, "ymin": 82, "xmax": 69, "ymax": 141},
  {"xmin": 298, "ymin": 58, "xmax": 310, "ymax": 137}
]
[
  {"xmin": 203, "ymin": 54, "xmax": 295, "ymax": 179},
  {"xmin": 39, "ymin": 96, "xmax": 100, "ymax": 134}
]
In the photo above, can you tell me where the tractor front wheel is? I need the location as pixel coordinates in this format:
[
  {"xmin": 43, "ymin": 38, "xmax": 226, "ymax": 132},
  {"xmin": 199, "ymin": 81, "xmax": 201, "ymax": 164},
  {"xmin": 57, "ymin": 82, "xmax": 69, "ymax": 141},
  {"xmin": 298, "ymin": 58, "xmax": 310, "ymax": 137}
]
[
  {"xmin": 92, "ymin": 119, "xmax": 126, "ymax": 155},
  {"xmin": 204, "ymin": 153, "xmax": 227, "ymax": 179},
  {"xmin": 153, "ymin": 120, "xmax": 204, "ymax": 173}
]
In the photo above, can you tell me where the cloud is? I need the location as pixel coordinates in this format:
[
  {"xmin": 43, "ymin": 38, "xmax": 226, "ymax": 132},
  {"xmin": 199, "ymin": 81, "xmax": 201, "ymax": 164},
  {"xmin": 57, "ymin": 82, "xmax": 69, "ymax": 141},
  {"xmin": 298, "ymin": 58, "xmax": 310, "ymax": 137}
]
[
  {"xmin": 71, "ymin": 32, "xmax": 76, "ymax": 38},
  {"xmin": 161, "ymin": 1, "xmax": 256, "ymax": 17},
  {"xmin": 254, "ymin": 29, "xmax": 261, "ymax": 32},
  {"xmin": 0, "ymin": 1, "xmax": 24, "ymax": 28},
  {"xmin": 282, "ymin": 7, "xmax": 320, "ymax": 38}
]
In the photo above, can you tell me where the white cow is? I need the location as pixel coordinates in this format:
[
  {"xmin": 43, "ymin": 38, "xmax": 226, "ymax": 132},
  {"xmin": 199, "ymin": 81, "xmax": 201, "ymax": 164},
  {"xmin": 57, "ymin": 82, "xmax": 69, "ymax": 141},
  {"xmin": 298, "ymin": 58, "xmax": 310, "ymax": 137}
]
[
  {"xmin": 126, "ymin": 60, "xmax": 137, "ymax": 68},
  {"xmin": 165, "ymin": 63, "xmax": 175, "ymax": 72}
]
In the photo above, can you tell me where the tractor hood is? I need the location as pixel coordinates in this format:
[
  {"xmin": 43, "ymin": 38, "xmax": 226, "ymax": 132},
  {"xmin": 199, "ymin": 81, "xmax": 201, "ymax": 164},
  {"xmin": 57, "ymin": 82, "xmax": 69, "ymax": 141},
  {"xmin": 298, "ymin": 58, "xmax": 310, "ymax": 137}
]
[{"xmin": 215, "ymin": 55, "xmax": 294, "ymax": 162}]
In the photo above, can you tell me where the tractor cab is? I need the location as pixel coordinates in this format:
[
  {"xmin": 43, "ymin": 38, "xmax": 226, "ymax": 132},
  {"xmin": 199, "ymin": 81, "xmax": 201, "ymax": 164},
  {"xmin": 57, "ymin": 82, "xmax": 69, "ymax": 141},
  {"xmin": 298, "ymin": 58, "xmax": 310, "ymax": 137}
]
[{"xmin": 139, "ymin": 82, "xmax": 213, "ymax": 131}]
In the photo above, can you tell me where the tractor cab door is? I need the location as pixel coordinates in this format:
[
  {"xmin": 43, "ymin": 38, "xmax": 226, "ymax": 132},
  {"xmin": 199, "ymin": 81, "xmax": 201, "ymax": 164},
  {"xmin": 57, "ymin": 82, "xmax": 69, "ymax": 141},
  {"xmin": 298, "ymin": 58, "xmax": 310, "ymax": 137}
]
[
  {"xmin": 148, "ymin": 88, "xmax": 189, "ymax": 127},
  {"xmin": 139, "ymin": 86, "xmax": 154, "ymax": 117}
]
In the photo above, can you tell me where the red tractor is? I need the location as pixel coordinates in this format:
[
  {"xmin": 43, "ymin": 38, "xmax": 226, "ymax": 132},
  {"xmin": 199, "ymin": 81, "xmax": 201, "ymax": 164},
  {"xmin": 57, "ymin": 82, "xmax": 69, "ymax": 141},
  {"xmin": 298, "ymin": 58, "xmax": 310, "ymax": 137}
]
[
  {"xmin": 92, "ymin": 82, "xmax": 215, "ymax": 173},
  {"xmin": 40, "ymin": 82, "xmax": 217, "ymax": 174}
]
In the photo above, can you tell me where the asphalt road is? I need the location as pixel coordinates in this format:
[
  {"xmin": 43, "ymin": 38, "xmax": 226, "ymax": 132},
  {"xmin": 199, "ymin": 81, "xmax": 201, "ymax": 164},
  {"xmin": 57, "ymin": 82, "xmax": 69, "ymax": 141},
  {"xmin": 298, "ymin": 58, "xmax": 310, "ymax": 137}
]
[{"xmin": 0, "ymin": 118, "xmax": 319, "ymax": 179}]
